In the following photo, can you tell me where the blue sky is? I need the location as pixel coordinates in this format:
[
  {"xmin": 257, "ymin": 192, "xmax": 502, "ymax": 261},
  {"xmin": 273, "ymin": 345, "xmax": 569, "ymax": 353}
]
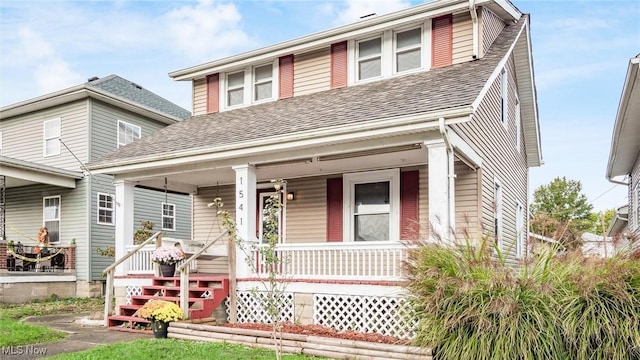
[{"xmin": 1, "ymin": 0, "xmax": 638, "ymax": 212}]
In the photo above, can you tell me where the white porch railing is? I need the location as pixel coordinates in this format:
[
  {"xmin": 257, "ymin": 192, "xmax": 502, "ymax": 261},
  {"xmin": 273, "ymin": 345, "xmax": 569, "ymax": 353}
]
[
  {"xmin": 125, "ymin": 244, "xmax": 196, "ymax": 274},
  {"xmin": 253, "ymin": 241, "xmax": 412, "ymax": 281}
]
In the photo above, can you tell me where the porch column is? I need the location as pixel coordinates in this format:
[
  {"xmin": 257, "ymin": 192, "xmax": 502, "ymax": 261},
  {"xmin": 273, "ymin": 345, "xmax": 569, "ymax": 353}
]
[
  {"xmin": 114, "ymin": 179, "xmax": 134, "ymax": 275},
  {"xmin": 232, "ymin": 164, "xmax": 257, "ymax": 278},
  {"xmin": 426, "ymin": 141, "xmax": 455, "ymax": 242}
]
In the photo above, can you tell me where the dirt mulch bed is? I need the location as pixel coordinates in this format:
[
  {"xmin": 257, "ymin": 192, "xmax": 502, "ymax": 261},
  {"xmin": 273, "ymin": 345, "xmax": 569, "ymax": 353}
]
[{"xmin": 222, "ymin": 322, "xmax": 409, "ymax": 345}]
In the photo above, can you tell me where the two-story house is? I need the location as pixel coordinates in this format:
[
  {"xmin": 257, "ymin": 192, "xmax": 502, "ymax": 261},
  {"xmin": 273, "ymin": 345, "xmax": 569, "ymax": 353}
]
[
  {"xmin": 606, "ymin": 55, "xmax": 640, "ymax": 250},
  {"xmin": 0, "ymin": 75, "xmax": 192, "ymax": 302},
  {"xmin": 90, "ymin": 0, "xmax": 541, "ymax": 337}
]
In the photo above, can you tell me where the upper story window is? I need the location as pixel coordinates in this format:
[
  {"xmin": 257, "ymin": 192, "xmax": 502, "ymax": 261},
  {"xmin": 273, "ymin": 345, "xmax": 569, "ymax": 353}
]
[
  {"xmin": 357, "ymin": 37, "xmax": 383, "ymax": 80},
  {"xmin": 254, "ymin": 64, "xmax": 273, "ymax": 101},
  {"xmin": 352, "ymin": 25, "xmax": 426, "ymax": 84},
  {"xmin": 97, "ymin": 193, "xmax": 115, "ymax": 225},
  {"xmin": 117, "ymin": 120, "xmax": 141, "ymax": 148},
  {"xmin": 500, "ymin": 68, "xmax": 508, "ymax": 125},
  {"xmin": 395, "ymin": 28, "xmax": 422, "ymax": 73},
  {"xmin": 343, "ymin": 169, "xmax": 400, "ymax": 242},
  {"xmin": 223, "ymin": 61, "xmax": 278, "ymax": 110},
  {"xmin": 43, "ymin": 118, "xmax": 60, "ymax": 157},
  {"xmin": 162, "ymin": 203, "xmax": 176, "ymax": 231},
  {"xmin": 227, "ymin": 71, "xmax": 245, "ymax": 107}
]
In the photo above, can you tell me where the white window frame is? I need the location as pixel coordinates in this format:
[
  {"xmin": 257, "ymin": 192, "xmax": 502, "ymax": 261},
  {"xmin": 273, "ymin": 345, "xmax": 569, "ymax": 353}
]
[
  {"xmin": 515, "ymin": 202, "xmax": 524, "ymax": 258},
  {"xmin": 43, "ymin": 118, "xmax": 61, "ymax": 157},
  {"xmin": 393, "ymin": 26, "xmax": 423, "ymax": 74},
  {"xmin": 494, "ymin": 178, "xmax": 503, "ymax": 250},
  {"xmin": 161, "ymin": 202, "xmax": 176, "ymax": 231},
  {"xmin": 117, "ymin": 120, "xmax": 141, "ymax": 148},
  {"xmin": 43, "ymin": 195, "xmax": 61, "ymax": 243},
  {"xmin": 253, "ymin": 63, "xmax": 274, "ymax": 103},
  {"xmin": 97, "ymin": 193, "xmax": 115, "ymax": 225},
  {"xmin": 258, "ymin": 191, "xmax": 283, "ymax": 243},
  {"xmin": 356, "ymin": 35, "xmax": 384, "ymax": 81},
  {"xmin": 348, "ymin": 22, "xmax": 430, "ymax": 85},
  {"xmin": 343, "ymin": 169, "xmax": 400, "ymax": 242},
  {"xmin": 515, "ymin": 94, "xmax": 521, "ymax": 151},
  {"xmin": 226, "ymin": 70, "xmax": 245, "ymax": 108},
  {"xmin": 221, "ymin": 60, "xmax": 279, "ymax": 111},
  {"xmin": 500, "ymin": 68, "xmax": 508, "ymax": 126}
]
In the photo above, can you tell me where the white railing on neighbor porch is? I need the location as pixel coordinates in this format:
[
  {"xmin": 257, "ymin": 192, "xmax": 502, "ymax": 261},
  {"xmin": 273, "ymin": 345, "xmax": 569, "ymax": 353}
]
[
  {"xmin": 125, "ymin": 244, "xmax": 196, "ymax": 274},
  {"xmin": 253, "ymin": 241, "xmax": 412, "ymax": 281}
]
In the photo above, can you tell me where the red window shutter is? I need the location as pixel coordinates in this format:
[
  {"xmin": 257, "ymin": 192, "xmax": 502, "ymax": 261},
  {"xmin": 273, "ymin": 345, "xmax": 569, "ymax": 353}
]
[
  {"xmin": 206, "ymin": 73, "xmax": 219, "ymax": 113},
  {"xmin": 279, "ymin": 55, "xmax": 294, "ymax": 99},
  {"xmin": 400, "ymin": 170, "xmax": 420, "ymax": 240},
  {"xmin": 330, "ymin": 42, "xmax": 348, "ymax": 89},
  {"xmin": 326, "ymin": 177, "xmax": 343, "ymax": 242},
  {"xmin": 432, "ymin": 15, "xmax": 452, "ymax": 68}
]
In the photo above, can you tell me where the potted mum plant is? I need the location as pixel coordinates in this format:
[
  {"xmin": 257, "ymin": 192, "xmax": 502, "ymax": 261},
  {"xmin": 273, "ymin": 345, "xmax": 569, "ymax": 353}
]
[
  {"xmin": 151, "ymin": 245, "xmax": 184, "ymax": 277},
  {"xmin": 134, "ymin": 300, "xmax": 184, "ymax": 338}
]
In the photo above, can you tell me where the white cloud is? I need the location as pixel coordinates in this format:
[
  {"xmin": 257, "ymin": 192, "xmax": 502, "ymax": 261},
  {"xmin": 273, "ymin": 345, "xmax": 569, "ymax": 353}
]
[
  {"xmin": 331, "ymin": 0, "xmax": 411, "ymax": 26},
  {"xmin": 164, "ymin": 0, "xmax": 252, "ymax": 62},
  {"xmin": 34, "ymin": 58, "xmax": 84, "ymax": 94},
  {"xmin": 536, "ymin": 61, "xmax": 619, "ymax": 90}
]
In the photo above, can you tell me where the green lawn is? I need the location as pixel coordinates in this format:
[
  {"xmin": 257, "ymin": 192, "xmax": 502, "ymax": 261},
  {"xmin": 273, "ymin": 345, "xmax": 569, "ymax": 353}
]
[{"xmin": 48, "ymin": 339, "xmax": 324, "ymax": 360}]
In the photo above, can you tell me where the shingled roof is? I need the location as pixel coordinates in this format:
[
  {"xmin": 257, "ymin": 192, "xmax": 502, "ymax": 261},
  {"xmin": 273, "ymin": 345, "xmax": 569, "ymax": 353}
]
[
  {"xmin": 87, "ymin": 75, "xmax": 191, "ymax": 120},
  {"xmin": 90, "ymin": 17, "xmax": 525, "ymax": 168}
]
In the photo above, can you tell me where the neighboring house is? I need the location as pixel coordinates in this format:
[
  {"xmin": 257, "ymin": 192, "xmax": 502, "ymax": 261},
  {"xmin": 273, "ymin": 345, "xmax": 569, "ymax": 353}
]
[
  {"xmin": 90, "ymin": 0, "xmax": 541, "ymax": 336},
  {"xmin": 606, "ymin": 55, "xmax": 640, "ymax": 251},
  {"xmin": 0, "ymin": 75, "xmax": 192, "ymax": 302},
  {"xmin": 580, "ymin": 232, "xmax": 614, "ymax": 258}
]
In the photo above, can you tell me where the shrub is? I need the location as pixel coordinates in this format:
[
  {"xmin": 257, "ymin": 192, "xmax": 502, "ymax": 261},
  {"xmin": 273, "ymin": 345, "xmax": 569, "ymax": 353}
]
[{"xmin": 405, "ymin": 236, "xmax": 640, "ymax": 360}]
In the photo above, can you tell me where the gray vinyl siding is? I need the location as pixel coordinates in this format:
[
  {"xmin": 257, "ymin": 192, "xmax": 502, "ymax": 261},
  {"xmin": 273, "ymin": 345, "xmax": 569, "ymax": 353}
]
[
  {"xmin": 452, "ymin": 12, "xmax": 474, "ymax": 65},
  {"xmin": 192, "ymin": 78, "xmax": 207, "ymax": 116},
  {"xmin": 133, "ymin": 188, "xmax": 191, "ymax": 239},
  {"xmin": 4, "ymin": 180, "xmax": 89, "ymax": 279},
  {"xmin": 451, "ymin": 54, "xmax": 528, "ymax": 264},
  {"xmin": 193, "ymin": 185, "xmax": 234, "ymax": 274},
  {"xmin": 293, "ymin": 48, "xmax": 331, "ymax": 97},
  {"xmin": 480, "ymin": 7, "xmax": 505, "ymax": 57},
  {"xmin": 0, "ymin": 100, "xmax": 88, "ymax": 170},
  {"xmin": 89, "ymin": 100, "xmax": 167, "ymax": 162}
]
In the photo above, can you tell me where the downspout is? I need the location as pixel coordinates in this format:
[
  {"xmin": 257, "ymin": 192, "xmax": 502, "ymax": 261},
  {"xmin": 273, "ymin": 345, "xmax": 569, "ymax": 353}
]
[
  {"xmin": 439, "ymin": 117, "xmax": 456, "ymax": 238},
  {"xmin": 469, "ymin": 0, "xmax": 479, "ymax": 59}
]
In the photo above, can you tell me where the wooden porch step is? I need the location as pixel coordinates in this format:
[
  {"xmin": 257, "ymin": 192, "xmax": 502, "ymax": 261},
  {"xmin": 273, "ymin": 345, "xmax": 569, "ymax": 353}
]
[{"xmin": 107, "ymin": 315, "xmax": 152, "ymax": 334}]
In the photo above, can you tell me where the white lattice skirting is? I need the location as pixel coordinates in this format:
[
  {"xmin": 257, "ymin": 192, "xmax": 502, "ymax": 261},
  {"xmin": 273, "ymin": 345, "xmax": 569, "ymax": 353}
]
[
  {"xmin": 314, "ymin": 294, "xmax": 416, "ymax": 339},
  {"xmin": 225, "ymin": 291, "xmax": 294, "ymax": 323},
  {"xmin": 125, "ymin": 286, "xmax": 143, "ymax": 305}
]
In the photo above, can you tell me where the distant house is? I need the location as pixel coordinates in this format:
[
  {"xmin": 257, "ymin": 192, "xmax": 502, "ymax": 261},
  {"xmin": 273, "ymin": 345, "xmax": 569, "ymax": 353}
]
[
  {"xmin": 606, "ymin": 55, "xmax": 640, "ymax": 251},
  {"xmin": 0, "ymin": 75, "xmax": 192, "ymax": 302},
  {"xmin": 89, "ymin": 0, "xmax": 542, "ymax": 336}
]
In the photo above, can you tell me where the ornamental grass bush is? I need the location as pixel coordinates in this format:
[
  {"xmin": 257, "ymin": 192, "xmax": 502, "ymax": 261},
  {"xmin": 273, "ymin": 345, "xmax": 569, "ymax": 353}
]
[{"xmin": 405, "ymin": 236, "xmax": 640, "ymax": 360}]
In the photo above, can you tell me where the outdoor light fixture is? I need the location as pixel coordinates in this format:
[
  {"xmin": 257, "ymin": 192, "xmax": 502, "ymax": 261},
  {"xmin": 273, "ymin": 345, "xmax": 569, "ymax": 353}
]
[{"xmin": 286, "ymin": 191, "xmax": 295, "ymax": 201}]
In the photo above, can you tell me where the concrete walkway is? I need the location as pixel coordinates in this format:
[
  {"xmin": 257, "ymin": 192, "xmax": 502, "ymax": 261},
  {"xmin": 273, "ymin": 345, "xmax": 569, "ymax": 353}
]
[{"xmin": 1, "ymin": 312, "xmax": 150, "ymax": 359}]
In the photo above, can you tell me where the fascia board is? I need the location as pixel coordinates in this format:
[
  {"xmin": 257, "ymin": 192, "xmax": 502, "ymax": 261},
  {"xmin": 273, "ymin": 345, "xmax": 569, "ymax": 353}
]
[
  {"xmin": 607, "ymin": 56, "xmax": 640, "ymax": 179},
  {"xmin": 89, "ymin": 107, "xmax": 473, "ymax": 174},
  {"xmin": 86, "ymin": 88, "xmax": 182, "ymax": 124}
]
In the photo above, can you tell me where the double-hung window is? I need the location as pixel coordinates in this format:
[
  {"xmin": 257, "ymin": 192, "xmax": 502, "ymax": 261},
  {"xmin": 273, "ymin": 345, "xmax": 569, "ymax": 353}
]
[
  {"xmin": 254, "ymin": 64, "xmax": 273, "ymax": 102},
  {"xmin": 357, "ymin": 37, "xmax": 382, "ymax": 81},
  {"xmin": 259, "ymin": 191, "xmax": 282, "ymax": 243},
  {"xmin": 344, "ymin": 169, "xmax": 400, "ymax": 242},
  {"xmin": 227, "ymin": 71, "xmax": 245, "ymax": 107},
  {"xmin": 43, "ymin": 196, "xmax": 60, "ymax": 243},
  {"xmin": 97, "ymin": 193, "xmax": 115, "ymax": 225},
  {"xmin": 162, "ymin": 203, "xmax": 176, "ymax": 231},
  {"xmin": 395, "ymin": 27, "xmax": 422, "ymax": 73},
  {"xmin": 117, "ymin": 120, "xmax": 141, "ymax": 148},
  {"xmin": 43, "ymin": 119, "xmax": 60, "ymax": 156}
]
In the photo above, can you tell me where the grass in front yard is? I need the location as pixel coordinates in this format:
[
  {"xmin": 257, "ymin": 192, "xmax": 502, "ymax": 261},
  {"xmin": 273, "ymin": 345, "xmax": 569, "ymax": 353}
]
[
  {"xmin": 0, "ymin": 296, "xmax": 104, "ymax": 347},
  {"xmin": 48, "ymin": 339, "xmax": 325, "ymax": 360}
]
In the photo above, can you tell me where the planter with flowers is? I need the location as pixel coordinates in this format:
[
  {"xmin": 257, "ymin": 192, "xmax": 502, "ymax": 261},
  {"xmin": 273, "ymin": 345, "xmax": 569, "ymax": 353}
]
[
  {"xmin": 151, "ymin": 245, "xmax": 184, "ymax": 277},
  {"xmin": 134, "ymin": 300, "xmax": 184, "ymax": 338}
]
